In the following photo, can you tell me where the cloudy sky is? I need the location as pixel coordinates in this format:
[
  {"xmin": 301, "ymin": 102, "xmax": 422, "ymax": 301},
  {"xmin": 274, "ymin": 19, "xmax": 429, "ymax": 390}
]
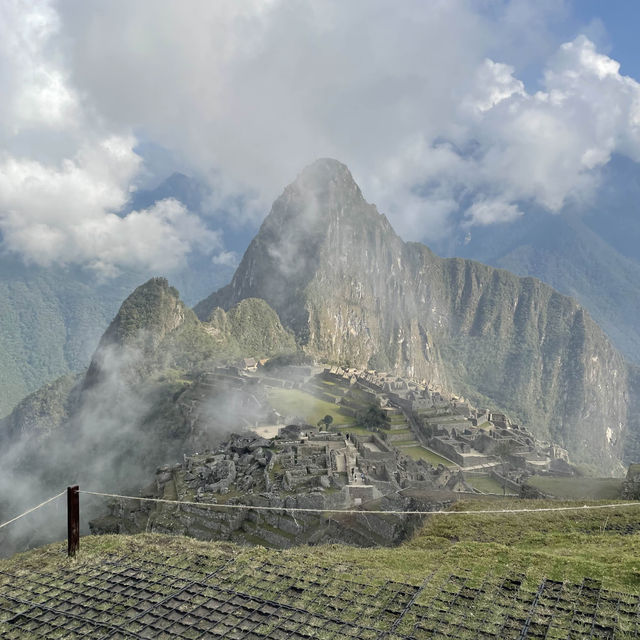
[{"xmin": 2, "ymin": 0, "xmax": 640, "ymax": 275}]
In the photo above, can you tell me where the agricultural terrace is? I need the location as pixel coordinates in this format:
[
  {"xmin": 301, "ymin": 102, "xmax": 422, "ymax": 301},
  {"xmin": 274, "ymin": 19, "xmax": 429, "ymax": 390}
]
[{"xmin": 3, "ymin": 499, "xmax": 640, "ymax": 638}]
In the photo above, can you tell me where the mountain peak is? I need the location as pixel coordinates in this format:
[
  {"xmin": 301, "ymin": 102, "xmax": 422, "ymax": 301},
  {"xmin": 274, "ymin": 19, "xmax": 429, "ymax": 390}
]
[
  {"xmin": 193, "ymin": 159, "xmax": 633, "ymax": 472},
  {"xmin": 194, "ymin": 159, "xmax": 394, "ymax": 332},
  {"xmin": 101, "ymin": 277, "xmax": 184, "ymax": 347},
  {"xmin": 296, "ymin": 157, "xmax": 354, "ymax": 184},
  {"xmin": 284, "ymin": 158, "xmax": 364, "ymax": 209}
]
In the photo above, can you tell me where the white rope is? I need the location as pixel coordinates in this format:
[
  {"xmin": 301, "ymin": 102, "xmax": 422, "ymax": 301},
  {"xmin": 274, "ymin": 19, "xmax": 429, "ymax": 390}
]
[
  {"xmin": 79, "ymin": 490, "xmax": 640, "ymax": 517},
  {"xmin": 0, "ymin": 491, "xmax": 66, "ymax": 530}
]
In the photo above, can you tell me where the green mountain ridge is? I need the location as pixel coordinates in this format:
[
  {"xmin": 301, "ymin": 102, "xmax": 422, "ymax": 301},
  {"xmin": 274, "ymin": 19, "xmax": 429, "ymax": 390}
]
[
  {"xmin": 196, "ymin": 158, "xmax": 635, "ymax": 472},
  {"xmin": 0, "ymin": 277, "xmax": 296, "ymax": 558},
  {"xmin": 0, "ymin": 258, "xmax": 148, "ymax": 419},
  {"xmin": 1, "ymin": 278, "xmax": 296, "ymax": 448},
  {"xmin": 444, "ymin": 210, "xmax": 640, "ymax": 366}
]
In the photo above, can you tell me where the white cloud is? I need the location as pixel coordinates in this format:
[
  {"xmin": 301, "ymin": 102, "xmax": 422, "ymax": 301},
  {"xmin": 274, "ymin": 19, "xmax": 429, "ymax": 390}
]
[
  {"xmin": 53, "ymin": 0, "xmax": 495, "ymax": 224},
  {"xmin": 0, "ymin": 140, "xmax": 220, "ymax": 274},
  {"xmin": 4, "ymin": 1, "xmax": 640, "ymax": 259},
  {"xmin": 0, "ymin": 0, "xmax": 78, "ymax": 134},
  {"xmin": 465, "ymin": 199, "xmax": 522, "ymax": 226},
  {"xmin": 462, "ymin": 59, "xmax": 525, "ymax": 115},
  {"xmin": 0, "ymin": 1, "xmax": 221, "ymax": 275},
  {"xmin": 0, "ymin": 136, "xmax": 139, "ymax": 226},
  {"xmin": 387, "ymin": 34, "xmax": 640, "ymax": 229},
  {"xmin": 454, "ymin": 35, "xmax": 640, "ymax": 221},
  {"xmin": 212, "ymin": 251, "xmax": 239, "ymax": 268}
]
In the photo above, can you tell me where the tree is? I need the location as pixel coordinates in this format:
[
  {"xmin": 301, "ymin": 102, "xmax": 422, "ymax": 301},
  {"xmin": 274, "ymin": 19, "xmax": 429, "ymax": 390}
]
[
  {"xmin": 317, "ymin": 414, "xmax": 334, "ymax": 428},
  {"xmin": 357, "ymin": 405, "xmax": 390, "ymax": 431}
]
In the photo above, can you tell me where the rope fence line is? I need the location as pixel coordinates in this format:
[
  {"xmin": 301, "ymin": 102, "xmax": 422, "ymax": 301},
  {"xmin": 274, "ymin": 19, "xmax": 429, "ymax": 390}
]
[
  {"xmin": 2, "ymin": 487, "xmax": 640, "ymax": 560},
  {"xmin": 79, "ymin": 490, "xmax": 640, "ymax": 517},
  {"xmin": 0, "ymin": 491, "xmax": 66, "ymax": 531}
]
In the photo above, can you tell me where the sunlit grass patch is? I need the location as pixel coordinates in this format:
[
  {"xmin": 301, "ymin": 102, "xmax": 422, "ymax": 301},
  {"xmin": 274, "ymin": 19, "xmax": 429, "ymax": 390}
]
[{"xmin": 265, "ymin": 387, "xmax": 355, "ymax": 425}]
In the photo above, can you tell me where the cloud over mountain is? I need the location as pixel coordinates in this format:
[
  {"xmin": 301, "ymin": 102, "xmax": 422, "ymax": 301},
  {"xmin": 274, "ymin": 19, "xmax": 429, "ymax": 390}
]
[
  {"xmin": 2, "ymin": 1, "xmax": 640, "ymax": 271},
  {"xmin": 0, "ymin": 1, "xmax": 219, "ymax": 276}
]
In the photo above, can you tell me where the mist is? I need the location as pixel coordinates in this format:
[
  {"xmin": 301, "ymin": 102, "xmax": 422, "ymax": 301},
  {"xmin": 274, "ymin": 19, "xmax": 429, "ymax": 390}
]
[{"xmin": 0, "ymin": 327, "xmax": 272, "ymax": 556}]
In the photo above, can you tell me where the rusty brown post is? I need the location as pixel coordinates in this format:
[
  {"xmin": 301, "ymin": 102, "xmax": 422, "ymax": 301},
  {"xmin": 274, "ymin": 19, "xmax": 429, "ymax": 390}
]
[{"xmin": 67, "ymin": 485, "xmax": 79, "ymax": 558}]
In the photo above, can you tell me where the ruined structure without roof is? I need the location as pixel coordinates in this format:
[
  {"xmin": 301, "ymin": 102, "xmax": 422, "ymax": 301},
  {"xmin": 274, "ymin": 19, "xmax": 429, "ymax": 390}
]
[
  {"xmin": 90, "ymin": 427, "xmax": 467, "ymax": 548},
  {"xmin": 91, "ymin": 361, "xmax": 574, "ymax": 546}
]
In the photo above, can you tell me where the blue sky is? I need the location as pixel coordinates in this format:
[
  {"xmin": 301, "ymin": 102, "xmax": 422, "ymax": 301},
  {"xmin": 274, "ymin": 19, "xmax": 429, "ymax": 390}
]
[{"xmin": 570, "ymin": 1, "xmax": 640, "ymax": 75}]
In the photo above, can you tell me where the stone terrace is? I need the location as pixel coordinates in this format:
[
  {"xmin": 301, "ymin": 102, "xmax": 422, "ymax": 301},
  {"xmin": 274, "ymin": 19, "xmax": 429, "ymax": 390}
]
[{"xmin": 2, "ymin": 539, "xmax": 638, "ymax": 639}]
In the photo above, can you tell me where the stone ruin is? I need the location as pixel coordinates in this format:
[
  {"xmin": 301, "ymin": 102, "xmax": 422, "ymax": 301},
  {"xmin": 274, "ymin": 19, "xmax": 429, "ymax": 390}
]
[
  {"xmin": 622, "ymin": 463, "xmax": 640, "ymax": 499},
  {"xmin": 90, "ymin": 427, "xmax": 469, "ymax": 548},
  {"xmin": 321, "ymin": 365, "xmax": 572, "ymax": 477},
  {"xmin": 90, "ymin": 361, "xmax": 577, "ymax": 547}
]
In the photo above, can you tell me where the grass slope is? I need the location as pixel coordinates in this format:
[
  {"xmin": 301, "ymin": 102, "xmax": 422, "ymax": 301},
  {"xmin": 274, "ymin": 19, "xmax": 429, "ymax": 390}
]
[
  {"xmin": 401, "ymin": 445, "xmax": 456, "ymax": 467},
  {"xmin": 266, "ymin": 388, "xmax": 355, "ymax": 425},
  {"xmin": 3, "ymin": 499, "xmax": 640, "ymax": 591},
  {"xmin": 528, "ymin": 476, "xmax": 624, "ymax": 500},
  {"xmin": 465, "ymin": 475, "xmax": 505, "ymax": 494},
  {"xmin": 3, "ymin": 499, "xmax": 640, "ymax": 637}
]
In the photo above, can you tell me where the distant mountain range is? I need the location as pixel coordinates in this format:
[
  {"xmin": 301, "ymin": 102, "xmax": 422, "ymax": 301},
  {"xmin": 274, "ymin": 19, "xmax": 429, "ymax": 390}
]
[{"xmin": 434, "ymin": 154, "xmax": 640, "ymax": 366}]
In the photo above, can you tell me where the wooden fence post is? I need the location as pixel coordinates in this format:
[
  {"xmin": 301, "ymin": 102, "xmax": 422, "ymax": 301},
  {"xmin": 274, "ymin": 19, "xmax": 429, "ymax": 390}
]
[{"xmin": 67, "ymin": 485, "xmax": 79, "ymax": 557}]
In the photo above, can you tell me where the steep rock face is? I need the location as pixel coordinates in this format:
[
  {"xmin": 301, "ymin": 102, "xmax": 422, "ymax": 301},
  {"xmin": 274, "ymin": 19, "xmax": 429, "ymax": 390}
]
[
  {"xmin": 196, "ymin": 159, "xmax": 631, "ymax": 472},
  {"xmin": 439, "ymin": 208, "xmax": 640, "ymax": 366}
]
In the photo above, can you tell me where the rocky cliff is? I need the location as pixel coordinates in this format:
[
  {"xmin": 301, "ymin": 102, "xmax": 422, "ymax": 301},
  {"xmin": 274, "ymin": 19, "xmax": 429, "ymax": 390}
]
[{"xmin": 196, "ymin": 159, "xmax": 633, "ymax": 472}]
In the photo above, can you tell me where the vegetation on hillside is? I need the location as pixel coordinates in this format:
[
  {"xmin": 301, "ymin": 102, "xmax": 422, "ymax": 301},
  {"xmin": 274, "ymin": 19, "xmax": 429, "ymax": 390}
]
[{"xmin": 0, "ymin": 259, "xmax": 147, "ymax": 418}]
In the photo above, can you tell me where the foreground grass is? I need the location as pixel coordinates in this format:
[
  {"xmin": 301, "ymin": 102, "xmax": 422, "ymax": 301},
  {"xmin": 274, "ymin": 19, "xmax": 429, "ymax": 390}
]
[
  {"xmin": 404, "ymin": 498, "xmax": 640, "ymax": 592},
  {"xmin": 3, "ymin": 499, "xmax": 640, "ymax": 595}
]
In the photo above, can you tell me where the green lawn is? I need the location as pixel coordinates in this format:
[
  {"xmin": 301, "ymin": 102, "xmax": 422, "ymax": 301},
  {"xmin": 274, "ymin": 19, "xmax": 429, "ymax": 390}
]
[
  {"xmin": 401, "ymin": 445, "xmax": 457, "ymax": 467},
  {"xmin": 388, "ymin": 428, "xmax": 413, "ymax": 436},
  {"xmin": 465, "ymin": 475, "xmax": 505, "ymax": 494},
  {"xmin": 266, "ymin": 388, "xmax": 354, "ymax": 426},
  {"xmin": 528, "ymin": 476, "xmax": 624, "ymax": 500}
]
